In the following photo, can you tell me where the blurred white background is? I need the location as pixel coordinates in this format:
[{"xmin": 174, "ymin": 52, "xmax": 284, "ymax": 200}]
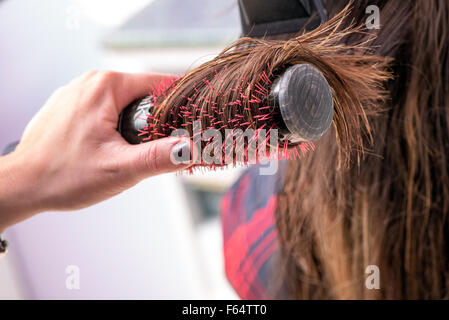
[{"xmin": 0, "ymin": 0, "xmax": 242, "ymax": 299}]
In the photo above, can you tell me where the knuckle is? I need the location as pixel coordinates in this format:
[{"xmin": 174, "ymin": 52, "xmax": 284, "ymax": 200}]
[
  {"xmin": 141, "ymin": 143, "xmax": 160, "ymax": 173},
  {"xmin": 101, "ymin": 160, "xmax": 122, "ymax": 179},
  {"xmin": 76, "ymin": 70, "xmax": 100, "ymax": 84},
  {"xmin": 80, "ymin": 70, "xmax": 118, "ymax": 87},
  {"xmin": 95, "ymin": 70, "xmax": 117, "ymax": 84},
  {"xmin": 98, "ymin": 147, "xmax": 128, "ymax": 180},
  {"xmin": 83, "ymin": 71, "xmax": 117, "ymax": 97},
  {"xmin": 83, "ymin": 70, "xmax": 98, "ymax": 79},
  {"xmin": 53, "ymin": 85, "xmax": 66, "ymax": 96},
  {"xmin": 73, "ymin": 71, "xmax": 99, "ymax": 87},
  {"xmin": 48, "ymin": 85, "xmax": 68, "ymax": 101}
]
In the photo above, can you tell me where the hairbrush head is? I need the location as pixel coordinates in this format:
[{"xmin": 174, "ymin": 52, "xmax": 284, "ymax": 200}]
[{"xmin": 118, "ymin": 64, "xmax": 334, "ymax": 146}]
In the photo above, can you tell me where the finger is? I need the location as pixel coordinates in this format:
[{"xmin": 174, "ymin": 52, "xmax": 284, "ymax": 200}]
[
  {"xmin": 121, "ymin": 137, "xmax": 193, "ymax": 179},
  {"xmin": 114, "ymin": 72, "xmax": 178, "ymax": 111}
]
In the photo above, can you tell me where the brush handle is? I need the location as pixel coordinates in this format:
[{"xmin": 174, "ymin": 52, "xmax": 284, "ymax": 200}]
[{"xmin": 117, "ymin": 96, "xmax": 154, "ymax": 145}]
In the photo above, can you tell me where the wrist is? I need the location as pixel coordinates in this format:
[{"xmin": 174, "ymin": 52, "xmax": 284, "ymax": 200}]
[{"xmin": 0, "ymin": 151, "xmax": 48, "ymax": 232}]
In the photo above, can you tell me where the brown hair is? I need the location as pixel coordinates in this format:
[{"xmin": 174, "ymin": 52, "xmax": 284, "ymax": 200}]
[
  {"xmin": 277, "ymin": 0, "xmax": 449, "ymax": 299},
  {"xmin": 145, "ymin": 5, "xmax": 389, "ymax": 168},
  {"xmin": 141, "ymin": 0, "xmax": 448, "ymax": 299}
]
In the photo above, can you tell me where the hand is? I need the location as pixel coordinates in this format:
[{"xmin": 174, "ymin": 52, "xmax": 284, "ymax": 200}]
[{"xmin": 0, "ymin": 71, "xmax": 192, "ymax": 232}]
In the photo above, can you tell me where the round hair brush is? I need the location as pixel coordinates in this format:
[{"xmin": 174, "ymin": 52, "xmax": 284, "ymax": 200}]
[{"xmin": 118, "ymin": 64, "xmax": 334, "ymax": 148}]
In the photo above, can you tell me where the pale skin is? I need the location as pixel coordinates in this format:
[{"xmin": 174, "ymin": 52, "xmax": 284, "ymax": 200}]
[{"xmin": 0, "ymin": 71, "xmax": 192, "ymax": 233}]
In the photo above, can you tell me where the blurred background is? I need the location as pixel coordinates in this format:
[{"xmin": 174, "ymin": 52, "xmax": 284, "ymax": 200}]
[{"xmin": 0, "ymin": 0, "xmax": 243, "ymax": 299}]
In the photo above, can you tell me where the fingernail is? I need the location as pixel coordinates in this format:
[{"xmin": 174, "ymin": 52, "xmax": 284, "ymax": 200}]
[{"xmin": 170, "ymin": 141, "xmax": 191, "ymax": 165}]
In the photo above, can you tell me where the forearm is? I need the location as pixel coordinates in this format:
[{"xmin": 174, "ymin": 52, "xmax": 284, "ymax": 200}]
[{"xmin": 0, "ymin": 152, "xmax": 46, "ymax": 233}]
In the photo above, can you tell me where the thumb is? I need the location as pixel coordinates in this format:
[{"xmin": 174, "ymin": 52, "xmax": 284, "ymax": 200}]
[{"xmin": 123, "ymin": 137, "xmax": 193, "ymax": 179}]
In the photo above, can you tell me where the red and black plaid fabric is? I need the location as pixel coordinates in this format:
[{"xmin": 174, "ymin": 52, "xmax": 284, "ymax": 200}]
[{"xmin": 220, "ymin": 163, "xmax": 287, "ymax": 299}]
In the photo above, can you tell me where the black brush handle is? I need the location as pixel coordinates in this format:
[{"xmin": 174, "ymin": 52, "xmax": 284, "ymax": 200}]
[{"xmin": 117, "ymin": 96, "xmax": 154, "ymax": 145}]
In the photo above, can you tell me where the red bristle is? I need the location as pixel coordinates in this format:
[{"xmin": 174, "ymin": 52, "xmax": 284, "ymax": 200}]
[{"xmin": 139, "ymin": 69, "xmax": 317, "ymax": 172}]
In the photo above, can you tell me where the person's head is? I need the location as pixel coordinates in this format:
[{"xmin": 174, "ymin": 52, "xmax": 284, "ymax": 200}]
[{"xmin": 277, "ymin": 0, "xmax": 449, "ymax": 299}]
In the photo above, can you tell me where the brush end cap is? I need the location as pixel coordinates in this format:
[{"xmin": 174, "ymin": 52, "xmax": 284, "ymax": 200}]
[{"xmin": 276, "ymin": 64, "xmax": 334, "ymax": 142}]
